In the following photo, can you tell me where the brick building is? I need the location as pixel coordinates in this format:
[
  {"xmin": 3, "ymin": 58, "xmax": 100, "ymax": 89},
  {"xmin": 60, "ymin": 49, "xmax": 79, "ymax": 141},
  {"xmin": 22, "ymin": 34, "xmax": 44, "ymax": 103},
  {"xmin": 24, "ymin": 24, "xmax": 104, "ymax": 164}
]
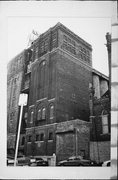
[
  {"xmin": 90, "ymin": 69, "xmax": 110, "ymax": 163},
  {"xmin": 7, "ymin": 22, "xmax": 110, "ymax": 163}
]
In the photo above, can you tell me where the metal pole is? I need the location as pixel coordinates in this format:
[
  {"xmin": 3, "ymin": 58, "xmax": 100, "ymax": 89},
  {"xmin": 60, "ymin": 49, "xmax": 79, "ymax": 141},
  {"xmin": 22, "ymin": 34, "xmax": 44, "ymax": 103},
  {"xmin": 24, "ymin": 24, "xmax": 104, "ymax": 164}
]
[
  {"xmin": 75, "ymin": 128, "xmax": 78, "ymax": 156},
  {"xmin": 14, "ymin": 104, "xmax": 24, "ymax": 166}
]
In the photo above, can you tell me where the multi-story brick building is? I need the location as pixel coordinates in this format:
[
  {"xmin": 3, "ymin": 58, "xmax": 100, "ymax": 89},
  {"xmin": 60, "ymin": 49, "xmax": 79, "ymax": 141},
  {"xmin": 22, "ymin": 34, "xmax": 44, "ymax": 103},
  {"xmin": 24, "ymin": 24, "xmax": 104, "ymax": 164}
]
[
  {"xmin": 90, "ymin": 69, "xmax": 110, "ymax": 163},
  {"xmin": 7, "ymin": 22, "xmax": 110, "ymax": 163}
]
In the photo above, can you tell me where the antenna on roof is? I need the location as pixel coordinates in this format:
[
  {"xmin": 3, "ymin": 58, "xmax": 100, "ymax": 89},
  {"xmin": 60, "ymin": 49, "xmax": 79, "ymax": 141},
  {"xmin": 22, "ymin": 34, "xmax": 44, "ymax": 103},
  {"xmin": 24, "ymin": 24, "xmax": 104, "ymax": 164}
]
[{"xmin": 27, "ymin": 29, "xmax": 40, "ymax": 48}]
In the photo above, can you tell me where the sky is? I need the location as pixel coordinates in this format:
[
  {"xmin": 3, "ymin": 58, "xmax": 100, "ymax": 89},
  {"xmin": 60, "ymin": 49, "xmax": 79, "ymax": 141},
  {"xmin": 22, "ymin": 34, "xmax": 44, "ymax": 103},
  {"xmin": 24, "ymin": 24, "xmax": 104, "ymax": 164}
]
[{"xmin": 6, "ymin": 1, "xmax": 112, "ymax": 76}]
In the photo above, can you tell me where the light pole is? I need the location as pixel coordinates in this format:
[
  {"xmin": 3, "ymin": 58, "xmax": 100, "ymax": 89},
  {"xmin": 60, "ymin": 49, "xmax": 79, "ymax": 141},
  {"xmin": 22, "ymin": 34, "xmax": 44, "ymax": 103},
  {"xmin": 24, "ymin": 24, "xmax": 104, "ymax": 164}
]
[
  {"xmin": 14, "ymin": 93, "xmax": 28, "ymax": 166},
  {"xmin": 75, "ymin": 128, "xmax": 79, "ymax": 156}
]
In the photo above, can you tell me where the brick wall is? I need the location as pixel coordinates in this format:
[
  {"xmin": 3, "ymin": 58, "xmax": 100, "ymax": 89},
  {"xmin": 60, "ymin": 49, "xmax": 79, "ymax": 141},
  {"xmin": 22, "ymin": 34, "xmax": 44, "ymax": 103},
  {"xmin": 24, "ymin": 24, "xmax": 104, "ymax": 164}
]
[
  {"xmin": 25, "ymin": 124, "xmax": 57, "ymax": 156},
  {"xmin": 56, "ymin": 50, "xmax": 92, "ymax": 122},
  {"xmin": 7, "ymin": 51, "xmax": 25, "ymax": 149},
  {"xmin": 90, "ymin": 98, "xmax": 110, "ymax": 141},
  {"xmin": 90, "ymin": 141, "xmax": 110, "ymax": 163},
  {"xmin": 58, "ymin": 28, "xmax": 92, "ymax": 66}
]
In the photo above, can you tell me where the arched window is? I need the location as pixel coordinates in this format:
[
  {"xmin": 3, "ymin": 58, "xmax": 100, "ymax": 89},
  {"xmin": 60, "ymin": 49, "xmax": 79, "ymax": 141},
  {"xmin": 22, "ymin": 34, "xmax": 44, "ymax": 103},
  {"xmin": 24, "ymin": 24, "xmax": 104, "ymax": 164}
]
[
  {"xmin": 36, "ymin": 134, "xmax": 40, "ymax": 141},
  {"xmin": 42, "ymin": 107, "xmax": 46, "ymax": 119},
  {"xmin": 28, "ymin": 135, "xmax": 32, "ymax": 142},
  {"xmin": 50, "ymin": 105, "xmax": 54, "ymax": 119},
  {"xmin": 101, "ymin": 110, "xmax": 109, "ymax": 134},
  {"xmin": 48, "ymin": 132, "xmax": 53, "ymax": 140},
  {"xmin": 39, "ymin": 61, "xmax": 46, "ymax": 98},
  {"xmin": 40, "ymin": 133, "xmax": 44, "ymax": 141},
  {"xmin": 37, "ymin": 109, "xmax": 41, "ymax": 120},
  {"xmin": 30, "ymin": 111, "xmax": 34, "ymax": 123}
]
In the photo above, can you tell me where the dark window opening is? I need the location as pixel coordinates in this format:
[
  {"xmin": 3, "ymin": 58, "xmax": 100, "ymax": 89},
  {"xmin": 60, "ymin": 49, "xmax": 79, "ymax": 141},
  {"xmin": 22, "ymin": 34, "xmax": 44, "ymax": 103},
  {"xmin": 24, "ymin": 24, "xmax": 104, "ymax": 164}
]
[
  {"xmin": 21, "ymin": 137, "xmax": 25, "ymax": 145},
  {"xmin": 36, "ymin": 134, "xmax": 40, "ymax": 141},
  {"xmin": 48, "ymin": 132, "xmax": 53, "ymax": 140},
  {"xmin": 28, "ymin": 135, "xmax": 32, "ymax": 142},
  {"xmin": 40, "ymin": 133, "xmax": 44, "ymax": 141}
]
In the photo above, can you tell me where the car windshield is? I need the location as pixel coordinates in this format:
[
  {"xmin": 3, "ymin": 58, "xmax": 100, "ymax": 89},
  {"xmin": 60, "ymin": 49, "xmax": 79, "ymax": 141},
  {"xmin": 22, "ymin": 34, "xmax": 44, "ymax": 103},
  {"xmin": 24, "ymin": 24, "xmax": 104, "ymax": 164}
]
[
  {"xmin": 36, "ymin": 158, "xmax": 43, "ymax": 161},
  {"xmin": 68, "ymin": 156, "xmax": 83, "ymax": 160}
]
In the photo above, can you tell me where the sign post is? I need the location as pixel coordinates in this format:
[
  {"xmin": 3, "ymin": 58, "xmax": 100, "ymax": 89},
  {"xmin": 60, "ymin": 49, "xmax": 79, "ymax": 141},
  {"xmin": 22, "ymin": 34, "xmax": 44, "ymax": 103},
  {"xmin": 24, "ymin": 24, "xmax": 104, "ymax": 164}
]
[{"xmin": 14, "ymin": 93, "xmax": 28, "ymax": 166}]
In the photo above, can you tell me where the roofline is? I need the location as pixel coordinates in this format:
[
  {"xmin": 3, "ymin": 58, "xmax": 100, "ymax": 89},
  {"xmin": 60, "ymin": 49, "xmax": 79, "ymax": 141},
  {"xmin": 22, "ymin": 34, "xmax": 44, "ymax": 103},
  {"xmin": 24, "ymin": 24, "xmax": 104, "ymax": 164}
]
[
  {"xmin": 8, "ymin": 22, "xmax": 92, "ymax": 62},
  {"xmin": 92, "ymin": 68, "xmax": 109, "ymax": 80},
  {"xmin": 53, "ymin": 22, "xmax": 92, "ymax": 50},
  {"xmin": 28, "ymin": 22, "xmax": 92, "ymax": 50}
]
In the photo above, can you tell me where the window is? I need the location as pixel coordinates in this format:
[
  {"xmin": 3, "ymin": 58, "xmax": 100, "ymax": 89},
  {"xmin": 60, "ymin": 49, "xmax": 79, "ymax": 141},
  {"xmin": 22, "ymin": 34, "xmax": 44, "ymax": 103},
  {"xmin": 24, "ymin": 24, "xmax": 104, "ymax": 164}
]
[
  {"xmin": 30, "ymin": 111, "xmax": 34, "ymax": 123},
  {"xmin": 102, "ymin": 115, "xmax": 109, "ymax": 134},
  {"xmin": 40, "ymin": 133, "xmax": 44, "ymax": 141},
  {"xmin": 36, "ymin": 134, "xmax": 40, "ymax": 141},
  {"xmin": 37, "ymin": 109, "xmax": 41, "ymax": 120},
  {"xmin": 39, "ymin": 61, "xmax": 46, "ymax": 98},
  {"xmin": 28, "ymin": 135, "xmax": 32, "ymax": 142},
  {"xmin": 62, "ymin": 34, "xmax": 76, "ymax": 55},
  {"xmin": 48, "ymin": 132, "xmax": 53, "ymax": 140},
  {"xmin": 50, "ymin": 105, "xmax": 54, "ymax": 119},
  {"xmin": 21, "ymin": 137, "xmax": 25, "ymax": 145},
  {"xmin": 42, "ymin": 107, "xmax": 46, "ymax": 119}
]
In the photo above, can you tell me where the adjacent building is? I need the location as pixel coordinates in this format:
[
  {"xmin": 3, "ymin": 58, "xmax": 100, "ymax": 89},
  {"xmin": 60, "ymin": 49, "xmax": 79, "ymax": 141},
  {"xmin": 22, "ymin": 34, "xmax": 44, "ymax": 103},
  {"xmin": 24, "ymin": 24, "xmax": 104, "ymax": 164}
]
[{"xmin": 7, "ymin": 22, "xmax": 110, "ymax": 163}]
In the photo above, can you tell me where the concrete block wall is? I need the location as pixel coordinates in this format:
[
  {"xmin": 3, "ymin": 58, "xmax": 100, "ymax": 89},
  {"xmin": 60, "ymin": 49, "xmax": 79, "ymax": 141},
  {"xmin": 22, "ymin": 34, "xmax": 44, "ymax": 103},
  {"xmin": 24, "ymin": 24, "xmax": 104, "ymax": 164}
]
[
  {"xmin": 56, "ymin": 119, "xmax": 91, "ymax": 162},
  {"xmin": 90, "ymin": 141, "xmax": 110, "ymax": 163}
]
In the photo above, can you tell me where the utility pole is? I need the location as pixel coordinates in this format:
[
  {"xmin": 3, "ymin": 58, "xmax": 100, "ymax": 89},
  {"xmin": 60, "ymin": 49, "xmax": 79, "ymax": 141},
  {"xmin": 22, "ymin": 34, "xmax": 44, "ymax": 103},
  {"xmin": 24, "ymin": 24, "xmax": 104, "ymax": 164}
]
[
  {"xmin": 75, "ymin": 128, "xmax": 78, "ymax": 156},
  {"xmin": 105, "ymin": 32, "xmax": 111, "ymax": 102},
  {"xmin": 14, "ymin": 94, "xmax": 28, "ymax": 166}
]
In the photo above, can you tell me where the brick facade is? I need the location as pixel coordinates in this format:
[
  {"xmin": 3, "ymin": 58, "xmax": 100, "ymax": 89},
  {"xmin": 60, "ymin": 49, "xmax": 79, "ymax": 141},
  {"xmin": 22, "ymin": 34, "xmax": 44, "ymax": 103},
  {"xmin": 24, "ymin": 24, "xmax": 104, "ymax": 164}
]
[
  {"xmin": 7, "ymin": 22, "xmax": 110, "ymax": 164},
  {"xmin": 90, "ymin": 141, "xmax": 110, "ymax": 163},
  {"xmin": 89, "ymin": 71, "xmax": 110, "ymax": 163},
  {"xmin": 7, "ymin": 51, "xmax": 25, "ymax": 149}
]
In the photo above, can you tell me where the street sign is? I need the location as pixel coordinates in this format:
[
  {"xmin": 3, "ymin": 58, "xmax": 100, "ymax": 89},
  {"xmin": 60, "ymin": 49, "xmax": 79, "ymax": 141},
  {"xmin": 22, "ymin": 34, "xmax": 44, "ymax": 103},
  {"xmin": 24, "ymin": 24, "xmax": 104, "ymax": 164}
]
[{"xmin": 18, "ymin": 93, "xmax": 28, "ymax": 106}]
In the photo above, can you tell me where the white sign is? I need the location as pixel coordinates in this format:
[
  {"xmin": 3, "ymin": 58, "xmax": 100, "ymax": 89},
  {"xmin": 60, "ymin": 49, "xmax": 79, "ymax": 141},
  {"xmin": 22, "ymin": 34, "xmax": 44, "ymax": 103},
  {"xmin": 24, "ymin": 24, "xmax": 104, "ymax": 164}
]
[{"xmin": 18, "ymin": 93, "xmax": 28, "ymax": 106}]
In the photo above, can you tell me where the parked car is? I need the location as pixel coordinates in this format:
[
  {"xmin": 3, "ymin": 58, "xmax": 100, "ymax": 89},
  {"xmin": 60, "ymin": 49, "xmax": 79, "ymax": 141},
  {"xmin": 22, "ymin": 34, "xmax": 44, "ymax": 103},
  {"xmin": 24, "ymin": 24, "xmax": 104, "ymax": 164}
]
[
  {"xmin": 17, "ymin": 156, "xmax": 30, "ymax": 166},
  {"xmin": 7, "ymin": 155, "xmax": 30, "ymax": 166},
  {"xmin": 58, "ymin": 156, "xmax": 92, "ymax": 166},
  {"xmin": 30, "ymin": 157, "xmax": 48, "ymax": 166},
  {"xmin": 7, "ymin": 155, "xmax": 16, "ymax": 166},
  {"xmin": 102, "ymin": 160, "xmax": 111, "ymax": 167}
]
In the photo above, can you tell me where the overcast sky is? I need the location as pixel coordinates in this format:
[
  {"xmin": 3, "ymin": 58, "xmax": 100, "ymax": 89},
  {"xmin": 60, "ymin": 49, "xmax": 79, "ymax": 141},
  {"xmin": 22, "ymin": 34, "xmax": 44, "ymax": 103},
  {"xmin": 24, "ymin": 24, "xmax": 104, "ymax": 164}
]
[{"xmin": 6, "ymin": 1, "xmax": 112, "ymax": 76}]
